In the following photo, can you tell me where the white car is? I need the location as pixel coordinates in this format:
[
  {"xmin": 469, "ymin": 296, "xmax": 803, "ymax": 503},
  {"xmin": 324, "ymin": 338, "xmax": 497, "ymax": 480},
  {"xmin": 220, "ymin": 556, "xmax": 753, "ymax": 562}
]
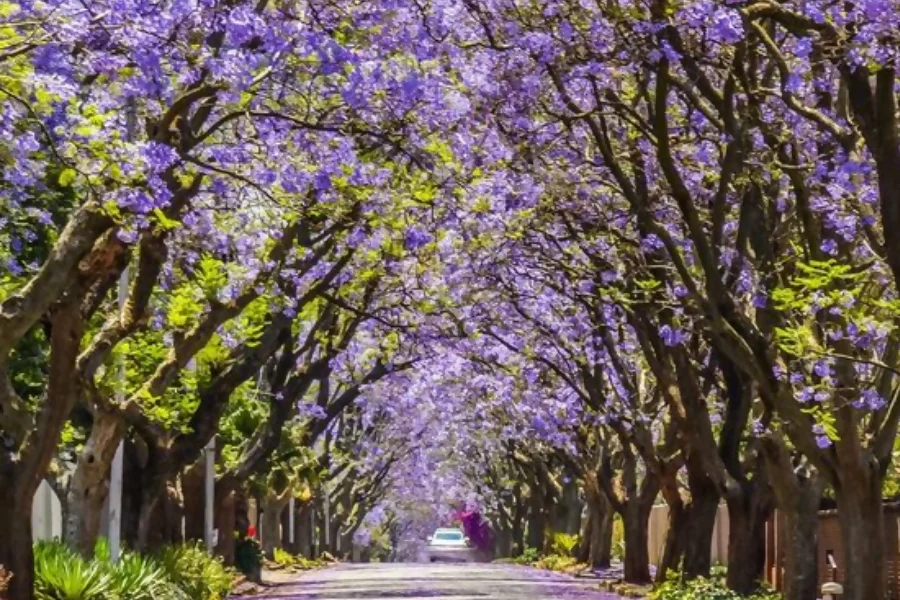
[{"xmin": 426, "ymin": 528, "xmax": 475, "ymax": 563}]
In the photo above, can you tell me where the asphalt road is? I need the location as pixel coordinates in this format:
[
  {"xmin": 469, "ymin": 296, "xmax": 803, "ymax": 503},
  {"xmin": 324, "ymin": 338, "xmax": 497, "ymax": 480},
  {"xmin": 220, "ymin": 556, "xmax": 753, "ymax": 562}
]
[{"xmin": 245, "ymin": 563, "xmax": 627, "ymax": 600}]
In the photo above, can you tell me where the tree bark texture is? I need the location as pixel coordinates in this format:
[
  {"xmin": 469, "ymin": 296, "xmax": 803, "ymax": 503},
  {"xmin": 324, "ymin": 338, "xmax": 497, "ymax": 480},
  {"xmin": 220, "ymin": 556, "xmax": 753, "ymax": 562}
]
[{"xmin": 64, "ymin": 411, "xmax": 124, "ymax": 556}]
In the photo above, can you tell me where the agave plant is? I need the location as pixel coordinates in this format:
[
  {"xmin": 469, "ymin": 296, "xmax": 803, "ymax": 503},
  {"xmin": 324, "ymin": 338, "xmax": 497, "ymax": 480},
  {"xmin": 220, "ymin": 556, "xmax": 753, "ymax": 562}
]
[
  {"xmin": 33, "ymin": 541, "xmax": 113, "ymax": 600},
  {"xmin": 111, "ymin": 552, "xmax": 184, "ymax": 600}
]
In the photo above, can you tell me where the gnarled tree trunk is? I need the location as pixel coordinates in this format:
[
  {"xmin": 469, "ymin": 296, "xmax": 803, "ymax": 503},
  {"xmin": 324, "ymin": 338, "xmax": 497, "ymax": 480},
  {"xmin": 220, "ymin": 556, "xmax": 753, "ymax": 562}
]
[
  {"xmin": 214, "ymin": 488, "xmax": 237, "ymax": 565},
  {"xmin": 680, "ymin": 471, "xmax": 720, "ymax": 579},
  {"xmin": 621, "ymin": 497, "xmax": 653, "ymax": 584},
  {"xmin": 0, "ymin": 299, "xmax": 84, "ymax": 600},
  {"xmin": 834, "ymin": 466, "xmax": 885, "ymax": 600},
  {"xmin": 0, "ymin": 485, "xmax": 36, "ymax": 600},
  {"xmin": 584, "ymin": 490, "xmax": 613, "ymax": 570},
  {"xmin": 526, "ymin": 487, "xmax": 547, "ymax": 553},
  {"xmin": 182, "ymin": 461, "xmax": 205, "ymax": 543},
  {"xmin": 261, "ymin": 492, "xmax": 290, "ymax": 559},
  {"xmin": 295, "ymin": 501, "xmax": 313, "ymax": 559},
  {"xmin": 724, "ymin": 480, "xmax": 773, "ymax": 595},
  {"xmin": 762, "ymin": 436, "xmax": 824, "ymax": 600},
  {"xmin": 64, "ymin": 411, "xmax": 124, "ymax": 556},
  {"xmin": 658, "ymin": 464, "xmax": 719, "ymax": 582}
]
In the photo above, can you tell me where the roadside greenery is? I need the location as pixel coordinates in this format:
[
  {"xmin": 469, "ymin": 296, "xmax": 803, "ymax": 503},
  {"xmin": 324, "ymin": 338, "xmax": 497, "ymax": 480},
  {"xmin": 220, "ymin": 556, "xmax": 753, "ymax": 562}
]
[
  {"xmin": 234, "ymin": 536, "xmax": 263, "ymax": 582},
  {"xmin": 271, "ymin": 548, "xmax": 328, "ymax": 572},
  {"xmin": 650, "ymin": 569, "xmax": 781, "ymax": 600},
  {"xmin": 33, "ymin": 541, "xmax": 233, "ymax": 600}
]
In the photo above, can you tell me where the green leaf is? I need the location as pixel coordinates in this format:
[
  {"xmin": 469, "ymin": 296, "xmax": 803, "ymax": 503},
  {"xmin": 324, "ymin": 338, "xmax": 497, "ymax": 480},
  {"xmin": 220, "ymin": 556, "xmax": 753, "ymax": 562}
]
[
  {"xmin": 152, "ymin": 208, "xmax": 181, "ymax": 231},
  {"xmin": 58, "ymin": 168, "xmax": 77, "ymax": 187}
]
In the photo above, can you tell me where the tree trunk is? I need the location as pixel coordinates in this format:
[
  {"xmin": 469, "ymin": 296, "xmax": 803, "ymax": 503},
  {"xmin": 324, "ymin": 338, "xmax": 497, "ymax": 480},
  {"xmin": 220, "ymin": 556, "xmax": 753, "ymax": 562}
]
[
  {"xmin": 495, "ymin": 527, "xmax": 512, "ymax": 559},
  {"xmin": 162, "ymin": 478, "xmax": 184, "ymax": 545},
  {"xmin": 780, "ymin": 489, "xmax": 822, "ymax": 600},
  {"xmin": 261, "ymin": 494, "xmax": 289, "ymax": 559},
  {"xmin": 526, "ymin": 490, "xmax": 546, "ymax": 553},
  {"xmin": 576, "ymin": 507, "xmax": 591, "ymax": 564},
  {"xmin": 214, "ymin": 489, "xmax": 236, "ymax": 565},
  {"xmin": 761, "ymin": 435, "xmax": 824, "ymax": 600},
  {"xmin": 835, "ymin": 472, "xmax": 885, "ymax": 600},
  {"xmin": 135, "ymin": 476, "xmax": 166, "ymax": 551},
  {"xmin": 565, "ymin": 487, "xmax": 584, "ymax": 536},
  {"xmin": 0, "ymin": 299, "xmax": 84, "ymax": 600},
  {"xmin": 182, "ymin": 462, "xmax": 205, "ymax": 543},
  {"xmin": 621, "ymin": 500, "xmax": 652, "ymax": 584},
  {"xmin": 281, "ymin": 503, "xmax": 293, "ymax": 554},
  {"xmin": 0, "ymin": 485, "xmax": 35, "ymax": 600},
  {"xmin": 657, "ymin": 499, "xmax": 685, "ymax": 582},
  {"xmin": 296, "ymin": 502, "xmax": 313, "ymax": 559},
  {"xmin": 340, "ymin": 530, "xmax": 354, "ymax": 559},
  {"xmin": 64, "ymin": 411, "xmax": 124, "ymax": 556},
  {"xmin": 329, "ymin": 516, "xmax": 341, "ymax": 556},
  {"xmin": 235, "ymin": 490, "xmax": 251, "ymax": 536},
  {"xmin": 551, "ymin": 479, "xmax": 583, "ymax": 537},
  {"xmin": 725, "ymin": 484, "xmax": 772, "ymax": 595},
  {"xmin": 511, "ymin": 485, "xmax": 525, "ymax": 556},
  {"xmin": 586, "ymin": 492, "xmax": 613, "ymax": 570},
  {"xmin": 681, "ymin": 474, "xmax": 719, "ymax": 579},
  {"xmin": 658, "ymin": 492, "xmax": 720, "ymax": 583}
]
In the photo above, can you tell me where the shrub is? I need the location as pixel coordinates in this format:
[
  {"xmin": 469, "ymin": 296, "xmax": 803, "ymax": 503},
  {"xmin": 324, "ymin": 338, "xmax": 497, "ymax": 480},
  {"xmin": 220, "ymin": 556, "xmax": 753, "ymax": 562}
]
[
  {"xmin": 273, "ymin": 547, "xmax": 295, "ymax": 567},
  {"xmin": 33, "ymin": 541, "xmax": 112, "ymax": 600},
  {"xmin": 34, "ymin": 540, "xmax": 232, "ymax": 600},
  {"xmin": 650, "ymin": 570, "xmax": 781, "ymax": 600},
  {"xmin": 112, "ymin": 552, "xmax": 184, "ymax": 600},
  {"xmin": 511, "ymin": 546, "xmax": 541, "ymax": 565},
  {"xmin": 234, "ymin": 536, "xmax": 263, "ymax": 579},
  {"xmin": 271, "ymin": 548, "xmax": 326, "ymax": 570},
  {"xmin": 535, "ymin": 554, "xmax": 581, "ymax": 573},
  {"xmin": 549, "ymin": 533, "xmax": 580, "ymax": 557},
  {"xmin": 159, "ymin": 544, "xmax": 233, "ymax": 600}
]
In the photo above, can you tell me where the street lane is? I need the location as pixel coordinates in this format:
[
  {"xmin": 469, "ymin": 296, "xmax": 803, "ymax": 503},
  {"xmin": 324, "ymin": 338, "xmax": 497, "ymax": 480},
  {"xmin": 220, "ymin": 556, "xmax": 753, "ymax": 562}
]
[{"xmin": 242, "ymin": 563, "xmax": 628, "ymax": 600}]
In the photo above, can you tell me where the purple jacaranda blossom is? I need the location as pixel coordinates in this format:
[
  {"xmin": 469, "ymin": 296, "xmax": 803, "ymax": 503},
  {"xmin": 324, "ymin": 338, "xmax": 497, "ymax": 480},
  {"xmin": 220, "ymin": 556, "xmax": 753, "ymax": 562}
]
[
  {"xmin": 117, "ymin": 228, "xmax": 139, "ymax": 244},
  {"xmin": 711, "ymin": 8, "xmax": 744, "ymax": 43},
  {"xmin": 641, "ymin": 234, "xmax": 664, "ymax": 253},
  {"xmin": 773, "ymin": 364, "xmax": 786, "ymax": 381},
  {"xmin": 854, "ymin": 390, "xmax": 887, "ymax": 411},
  {"xmin": 4, "ymin": 259, "xmax": 22, "ymax": 276},
  {"xmin": 813, "ymin": 360, "xmax": 832, "ymax": 378},
  {"xmin": 404, "ymin": 227, "xmax": 432, "ymax": 251},
  {"xmin": 659, "ymin": 324, "xmax": 686, "ymax": 347},
  {"xmin": 821, "ymin": 238, "xmax": 838, "ymax": 255},
  {"xmin": 798, "ymin": 387, "xmax": 815, "ymax": 403},
  {"xmin": 812, "ymin": 425, "xmax": 832, "ymax": 448},
  {"xmin": 141, "ymin": 141, "xmax": 178, "ymax": 173}
]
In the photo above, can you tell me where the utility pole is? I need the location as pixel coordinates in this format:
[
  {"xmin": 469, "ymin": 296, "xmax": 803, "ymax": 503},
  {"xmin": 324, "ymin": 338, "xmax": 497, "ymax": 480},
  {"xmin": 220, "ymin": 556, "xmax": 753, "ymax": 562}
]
[
  {"xmin": 288, "ymin": 496, "xmax": 295, "ymax": 551},
  {"xmin": 108, "ymin": 99, "xmax": 136, "ymax": 563},
  {"xmin": 108, "ymin": 269, "xmax": 127, "ymax": 562},
  {"xmin": 324, "ymin": 492, "xmax": 330, "ymax": 551},
  {"xmin": 204, "ymin": 435, "xmax": 215, "ymax": 551}
]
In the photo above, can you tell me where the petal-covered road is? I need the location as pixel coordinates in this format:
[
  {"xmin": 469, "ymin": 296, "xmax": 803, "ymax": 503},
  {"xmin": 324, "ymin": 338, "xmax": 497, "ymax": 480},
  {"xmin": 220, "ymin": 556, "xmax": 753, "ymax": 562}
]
[{"xmin": 237, "ymin": 563, "xmax": 628, "ymax": 600}]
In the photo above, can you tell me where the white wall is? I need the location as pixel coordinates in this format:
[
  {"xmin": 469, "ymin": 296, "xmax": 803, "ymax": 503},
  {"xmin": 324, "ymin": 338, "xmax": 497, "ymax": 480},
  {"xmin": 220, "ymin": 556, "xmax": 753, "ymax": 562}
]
[{"xmin": 32, "ymin": 480, "xmax": 62, "ymax": 541}]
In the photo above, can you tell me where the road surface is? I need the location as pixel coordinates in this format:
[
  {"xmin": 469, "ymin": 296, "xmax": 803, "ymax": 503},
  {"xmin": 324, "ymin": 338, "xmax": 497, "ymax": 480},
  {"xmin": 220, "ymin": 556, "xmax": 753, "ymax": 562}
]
[{"xmin": 243, "ymin": 563, "xmax": 628, "ymax": 599}]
